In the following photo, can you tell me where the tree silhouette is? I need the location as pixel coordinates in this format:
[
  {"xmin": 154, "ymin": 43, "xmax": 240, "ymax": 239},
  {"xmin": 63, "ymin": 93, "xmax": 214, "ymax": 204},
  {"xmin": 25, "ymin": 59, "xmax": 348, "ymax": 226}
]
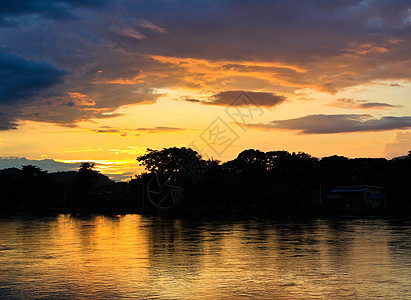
[
  {"xmin": 137, "ymin": 147, "xmax": 202, "ymax": 176},
  {"xmin": 79, "ymin": 162, "xmax": 95, "ymax": 172},
  {"xmin": 75, "ymin": 162, "xmax": 100, "ymax": 191},
  {"xmin": 22, "ymin": 165, "xmax": 48, "ymax": 179}
]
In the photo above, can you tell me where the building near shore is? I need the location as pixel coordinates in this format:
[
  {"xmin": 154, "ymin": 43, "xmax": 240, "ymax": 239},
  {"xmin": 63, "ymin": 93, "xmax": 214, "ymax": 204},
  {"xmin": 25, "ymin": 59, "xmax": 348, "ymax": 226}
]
[{"xmin": 326, "ymin": 185, "xmax": 387, "ymax": 208}]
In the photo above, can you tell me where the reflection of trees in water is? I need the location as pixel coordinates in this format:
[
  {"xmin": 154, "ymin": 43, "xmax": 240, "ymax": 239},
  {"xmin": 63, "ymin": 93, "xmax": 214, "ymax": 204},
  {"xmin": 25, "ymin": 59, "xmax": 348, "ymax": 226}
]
[
  {"xmin": 143, "ymin": 216, "xmax": 239, "ymax": 281},
  {"xmin": 0, "ymin": 215, "xmax": 59, "ymax": 255},
  {"xmin": 144, "ymin": 216, "xmax": 205, "ymax": 280},
  {"xmin": 387, "ymin": 218, "xmax": 411, "ymax": 257},
  {"xmin": 65, "ymin": 214, "xmax": 130, "ymax": 242},
  {"xmin": 270, "ymin": 219, "xmax": 350, "ymax": 273}
]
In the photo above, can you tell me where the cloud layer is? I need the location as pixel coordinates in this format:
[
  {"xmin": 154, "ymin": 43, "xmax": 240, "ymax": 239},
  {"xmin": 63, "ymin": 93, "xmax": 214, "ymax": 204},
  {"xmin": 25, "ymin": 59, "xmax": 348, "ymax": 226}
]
[
  {"xmin": 135, "ymin": 126, "xmax": 184, "ymax": 133},
  {"xmin": 0, "ymin": 49, "xmax": 67, "ymax": 105},
  {"xmin": 247, "ymin": 114, "xmax": 411, "ymax": 134},
  {"xmin": 93, "ymin": 125, "xmax": 185, "ymax": 137},
  {"xmin": 1, "ymin": 0, "xmax": 411, "ymax": 130},
  {"xmin": 0, "ymin": 0, "xmax": 105, "ymax": 26},
  {"xmin": 185, "ymin": 91, "xmax": 286, "ymax": 107},
  {"xmin": 328, "ymin": 98, "xmax": 402, "ymax": 110}
]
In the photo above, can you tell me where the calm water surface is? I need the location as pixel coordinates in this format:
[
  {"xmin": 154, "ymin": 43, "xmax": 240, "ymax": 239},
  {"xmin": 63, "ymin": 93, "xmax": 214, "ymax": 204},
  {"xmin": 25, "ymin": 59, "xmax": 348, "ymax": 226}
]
[{"xmin": 0, "ymin": 214, "xmax": 410, "ymax": 299}]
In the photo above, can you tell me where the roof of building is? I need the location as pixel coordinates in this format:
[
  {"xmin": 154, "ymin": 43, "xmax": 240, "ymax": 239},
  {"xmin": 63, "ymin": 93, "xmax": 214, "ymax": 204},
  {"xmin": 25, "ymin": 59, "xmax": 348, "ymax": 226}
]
[
  {"xmin": 335, "ymin": 185, "xmax": 383, "ymax": 190},
  {"xmin": 330, "ymin": 188, "xmax": 367, "ymax": 193}
]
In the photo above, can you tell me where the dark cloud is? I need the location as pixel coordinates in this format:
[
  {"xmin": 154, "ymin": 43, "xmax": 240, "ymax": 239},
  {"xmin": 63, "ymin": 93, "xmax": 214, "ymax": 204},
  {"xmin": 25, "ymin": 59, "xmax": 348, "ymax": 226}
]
[
  {"xmin": 95, "ymin": 126, "xmax": 128, "ymax": 137},
  {"xmin": 184, "ymin": 98, "xmax": 202, "ymax": 103},
  {"xmin": 186, "ymin": 91, "xmax": 286, "ymax": 107},
  {"xmin": 0, "ymin": 122, "xmax": 17, "ymax": 130},
  {"xmin": 93, "ymin": 125, "xmax": 184, "ymax": 136},
  {"xmin": 0, "ymin": 49, "xmax": 67, "ymax": 105},
  {"xmin": 108, "ymin": 17, "xmax": 167, "ymax": 40},
  {"xmin": 328, "ymin": 98, "xmax": 402, "ymax": 110},
  {"xmin": 0, "ymin": 112, "xmax": 18, "ymax": 130},
  {"xmin": 246, "ymin": 114, "xmax": 411, "ymax": 134},
  {"xmin": 96, "ymin": 129, "xmax": 120, "ymax": 133},
  {"xmin": 113, "ymin": 0, "xmax": 411, "ymax": 61},
  {"xmin": 0, "ymin": 50, "xmax": 68, "ymax": 129},
  {"xmin": 136, "ymin": 126, "xmax": 184, "ymax": 133},
  {"xmin": 0, "ymin": 49, "xmax": 159, "ymax": 128},
  {"xmin": 358, "ymin": 102, "xmax": 399, "ymax": 109},
  {"xmin": 0, "ymin": 0, "xmax": 105, "ymax": 26}
]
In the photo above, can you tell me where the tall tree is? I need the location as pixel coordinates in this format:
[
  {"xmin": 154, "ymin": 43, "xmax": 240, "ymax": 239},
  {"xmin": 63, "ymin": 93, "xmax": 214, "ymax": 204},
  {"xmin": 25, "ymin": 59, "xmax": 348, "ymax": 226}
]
[{"xmin": 137, "ymin": 147, "xmax": 202, "ymax": 176}]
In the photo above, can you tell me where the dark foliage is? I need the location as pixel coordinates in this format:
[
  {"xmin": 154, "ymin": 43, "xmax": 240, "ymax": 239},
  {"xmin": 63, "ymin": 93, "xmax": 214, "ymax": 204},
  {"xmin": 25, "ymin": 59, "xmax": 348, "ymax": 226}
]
[
  {"xmin": 135, "ymin": 147, "xmax": 411, "ymax": 214},
  {"xmin": 1, "ymin": 148, "xmax": 410, "ymax": 214}
]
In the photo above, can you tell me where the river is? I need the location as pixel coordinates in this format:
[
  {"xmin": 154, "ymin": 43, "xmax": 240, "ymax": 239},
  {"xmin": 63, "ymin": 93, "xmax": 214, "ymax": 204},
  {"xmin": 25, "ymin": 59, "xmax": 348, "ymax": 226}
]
[{"xmin": 0, "ymin": 214, "xmax": 410, "ymax": 299}]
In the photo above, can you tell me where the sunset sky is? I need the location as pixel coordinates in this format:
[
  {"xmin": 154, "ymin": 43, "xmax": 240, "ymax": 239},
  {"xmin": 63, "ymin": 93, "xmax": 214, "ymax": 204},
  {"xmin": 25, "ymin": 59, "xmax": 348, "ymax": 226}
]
[{"xmin": 1, "ymin": 0, "xmax": 411, "ymax": 180}]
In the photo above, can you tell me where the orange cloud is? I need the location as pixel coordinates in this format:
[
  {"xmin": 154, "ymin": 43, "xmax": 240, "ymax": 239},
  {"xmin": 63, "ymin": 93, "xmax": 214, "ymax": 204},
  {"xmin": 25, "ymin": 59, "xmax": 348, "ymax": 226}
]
[
  {"xmin": 346, "ymin": 43, "xmax": 389, "ymax": 55},
  {"xmin": 148, "ymin": 55, "xmax": 310, "ymax": 91},
  {"xmin": 98, "ymin": 73, "xmax": 148, "ymax": 85},
  {"xmin": 66, "ymin": 92, "xmax": 96, "ymax": 106},
  {"xmin": 149, "ymin": 55, "xmax": 307, "ymax": 73}
]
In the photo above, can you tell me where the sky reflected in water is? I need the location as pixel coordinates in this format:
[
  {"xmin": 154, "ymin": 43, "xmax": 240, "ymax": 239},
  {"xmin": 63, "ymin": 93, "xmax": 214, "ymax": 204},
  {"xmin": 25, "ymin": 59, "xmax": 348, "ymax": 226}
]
[{"xmin": 0, "ymin": 215, "xmax": 410, "ymax": 299}]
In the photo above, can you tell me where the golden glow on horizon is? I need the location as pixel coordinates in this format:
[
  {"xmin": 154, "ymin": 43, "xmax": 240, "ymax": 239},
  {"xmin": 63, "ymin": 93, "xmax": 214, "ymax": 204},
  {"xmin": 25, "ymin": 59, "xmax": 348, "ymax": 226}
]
[{"xmin": 1, "ymin": 77, "xmax": 410, "ymax": 180}]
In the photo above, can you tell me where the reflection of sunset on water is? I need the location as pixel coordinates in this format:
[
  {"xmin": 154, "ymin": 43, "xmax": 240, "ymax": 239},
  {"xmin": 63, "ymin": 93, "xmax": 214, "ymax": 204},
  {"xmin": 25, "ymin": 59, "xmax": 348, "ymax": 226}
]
[{"xmin": 0, "ymin": 215, "xmax": 409, "ymax": 298}]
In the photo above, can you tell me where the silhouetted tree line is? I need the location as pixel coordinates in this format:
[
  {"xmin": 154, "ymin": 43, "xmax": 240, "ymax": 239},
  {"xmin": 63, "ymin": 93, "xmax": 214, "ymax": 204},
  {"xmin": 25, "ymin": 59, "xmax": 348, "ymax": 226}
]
[
  {"xmin": 0, "ymin": 165, "xmax": 54, "ymax": 211},
  {"xmin": 135, "ymin": 148, "xmax": 411, "ymax": 214},
  {"xmin": 0, "ymin": 148, "xmax": 410, "ymax": 214},
  {"xmin": 0, "ymin": 163, "xmax": 128, "ymax": 212}
]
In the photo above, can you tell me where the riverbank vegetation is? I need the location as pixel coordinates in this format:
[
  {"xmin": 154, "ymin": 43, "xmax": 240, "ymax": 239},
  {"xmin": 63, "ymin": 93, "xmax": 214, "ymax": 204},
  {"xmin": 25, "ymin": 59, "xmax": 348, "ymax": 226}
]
[{"xmin": 0, "ymin": 148, "xmax": 410, "ymax": 215}]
